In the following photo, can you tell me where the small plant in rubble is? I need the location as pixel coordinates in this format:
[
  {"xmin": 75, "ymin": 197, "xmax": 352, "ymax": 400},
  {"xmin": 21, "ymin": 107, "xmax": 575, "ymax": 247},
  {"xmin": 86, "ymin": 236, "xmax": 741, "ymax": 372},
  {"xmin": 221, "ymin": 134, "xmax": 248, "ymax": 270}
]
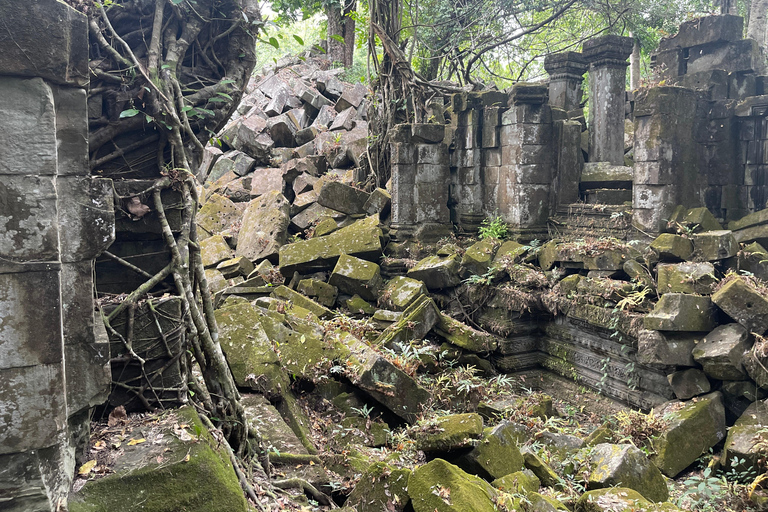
[{"xmin": 479, "ymin": 214, "xmax": 510, "ymax": 240}]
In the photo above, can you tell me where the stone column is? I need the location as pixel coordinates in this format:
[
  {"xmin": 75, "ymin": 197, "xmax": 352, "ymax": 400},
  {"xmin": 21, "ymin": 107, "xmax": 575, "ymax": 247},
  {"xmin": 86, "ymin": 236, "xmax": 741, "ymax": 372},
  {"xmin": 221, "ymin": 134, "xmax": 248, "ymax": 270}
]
[
  {"xmin": 544, "ymin": 51, "xmax": 588, "ymax": 112},
  {"xmin": 582, "ymin": 35, "xmax": 634, "ymax": 165},
  {"xmin": 496, "ymin": 84, "xmax": 554, "ymax": 237}
]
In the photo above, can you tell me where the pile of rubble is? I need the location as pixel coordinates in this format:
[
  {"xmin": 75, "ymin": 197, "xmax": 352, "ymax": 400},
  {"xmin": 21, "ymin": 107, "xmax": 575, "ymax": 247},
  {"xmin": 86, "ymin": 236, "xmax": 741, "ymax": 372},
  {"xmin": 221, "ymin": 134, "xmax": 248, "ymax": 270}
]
[{"xmin": 75, "ymin": 60, "xmax": 768, "ymax": 512}]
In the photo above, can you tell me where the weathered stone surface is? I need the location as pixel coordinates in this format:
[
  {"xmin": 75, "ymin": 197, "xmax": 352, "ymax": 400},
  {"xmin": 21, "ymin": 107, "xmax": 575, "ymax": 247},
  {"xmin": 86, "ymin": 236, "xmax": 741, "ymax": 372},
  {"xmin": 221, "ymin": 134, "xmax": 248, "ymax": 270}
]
[
  {"xmin": 236, "ymin": 191, "xmax": 290, "ymax": 263},
  {"xmin": 335, "ymin": 84, "xmax": 368, "ymax": 112},
  {"xmin": 588, "ymin": 443, "xmax": 668, "ymax": 502},
  {"xmin": 743, "ymin": 342, "xmax": 768, "ymax": 389},
  {"xmin": 491, "ymin": 469, "xmax": 540, "ymax": 495},
  {"xmin": 722, "ymin": 400, "xmax": 768, "ymax": 476},
  {"xmin": 729, "ymin": 207, "xmax": 768, "ymax": 232},
  {"xmin": 644, "ymin": 293, "xmax": 717, "ymax": 332},
  {"xmin": 692, "ymin": 323, "xmax": 750, "ymax": 380},
  {"xmin": 461, "ymin": 239, "xmax": 499, "ymax": 277},
  {"xmin": 667, "ymin": 369, "xmax": 711, "ymax": 400},
  {"xmin": 215, "ymin": 303, "xmax": 288, "ymax": 395},
  {"xmin": 434, "ymin": 314, "xmax": 497, "ymax": 353},
  {"xmin": 200, "ymin": 235, "xmax": 234, "ymax": 268},
  {"xmin": 691, "ymin": 230, "xmax": 738, "ymax": 261},
  {"xmin": 453, "ymin": 421, "xmax": 525, "ymax": 480},
  {"xmin": 345, "ymin": 462, "xmax": 411, "ymax": 512},
  {"xmin": 250, "ymin": 167, "xmax": 284, "ymax": 197},
  {"xmin": 407, "ymin": 255, "xmax": 462, "ymax": 290},
  {"xmin": 415, "ymin": 413, "xmax": 484, "ymax": 453},
  {"xmin": 329, "ymin": 254, "xmax": 383, "ymax": 301},
  {"xmin": 364, "ymin": 188, "xmax": 392, "ymax": 217},
  {"xmin": 408, "ymin": 459, "xmax": 498, "ymax": 512},
  {"xmin": 297, "ymin": 279, "xmax": 338, "ymax": 307},
  {"xmin": 197, "ymin": 194, "xmax": 239, "ymax": 235},
  {"xmin": 279, "ymin": 215, "xmax": 383, "ymax": 275},
  {"xmin": 650, "ymin": 234, "xmax": 693, "ymax": 261},
  {"xmin": 523, "ymin": 451, "xmax": 562, "ymax": 488},
  {"xmin": 346, "ymin": 336, "xmax": 431, "ymax": 423},
  {"xmin": 711, "ymin": 277, "xmax": 768, "ymax": 334},
  {"xmin": 375, "ymin": 295, "xmax": 441, "ymax": 347},
  {"xmin": 651, "ymin": 392, "xmax": 726, "ymax": 477},
  {"xmin": 575, "ymin": 488, "xmax": 678, "ymax": 512},
  {"xmin": 380, "ymin": 276, "xmax": 427, "ymax": 311},
  {"xmin": 656, "ymin": 262, "xmax": 717, "ymax": 295},
  {"xmin": 216, "ymin": 256, "xmax": 255, "ymax": 279},
  {"xmin": 270, "ymin": 285, "xmax": 334, "ymax": 319},
  {"xmin": 69, "ymin": 407, "xmax": 248, "ymax": 512},
  {"xmin": 316, "ymin": 181, "xmax": 369, "ymax": 215},
  {"xmin": 658, "ymin": 14, "xmax": 743, "ymax": 51}
]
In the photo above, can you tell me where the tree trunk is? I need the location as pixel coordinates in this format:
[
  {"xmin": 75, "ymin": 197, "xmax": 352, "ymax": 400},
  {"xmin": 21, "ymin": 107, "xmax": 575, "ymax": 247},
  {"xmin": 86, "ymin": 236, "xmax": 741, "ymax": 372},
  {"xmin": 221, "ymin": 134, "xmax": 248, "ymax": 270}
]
[
  {"xmin": 748, "ymin": 0, "xmax": 768, "ymax": 51},
  {"xmin": 721, "ymin": 0, "xmax": 739, "ymax": 14},
  {"xmin": 343, "ymin": 0, "xmax": 356, "ymax": 68},
  {"xmin": 630, "ymin": 36, "xmax": 640, "ymax": 90},
  {"xmin": 327, "ymin": 2, "xmax": 345, "ymax": 67}
]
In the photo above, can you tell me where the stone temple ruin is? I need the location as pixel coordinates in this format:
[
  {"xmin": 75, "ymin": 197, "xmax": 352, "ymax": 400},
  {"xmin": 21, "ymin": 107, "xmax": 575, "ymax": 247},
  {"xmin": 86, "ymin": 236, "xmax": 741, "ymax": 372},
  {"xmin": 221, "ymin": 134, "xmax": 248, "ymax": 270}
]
[{"xmin": 3, "ymin": 2, "xmax": 768, "ymax": 510}]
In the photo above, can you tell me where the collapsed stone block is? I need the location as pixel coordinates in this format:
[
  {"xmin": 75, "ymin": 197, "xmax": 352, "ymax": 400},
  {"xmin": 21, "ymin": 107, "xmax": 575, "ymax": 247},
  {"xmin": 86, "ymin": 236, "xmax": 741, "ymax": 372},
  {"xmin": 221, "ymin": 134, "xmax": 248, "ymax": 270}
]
[
  {"xmin": 452, "ymin": 421, "xmax": 525, "ymax": 481},
  {"xmin": 637, "ymin": 330, "xmax": 698, "ymax": 367},
  {"xmin": 297, "ymin": 279, "xmax": 338, "ymax": 307},
  {"xmin": 651, "ymin": 392, "xmax": 726, "ymax": 477},
  {"xmin": 712, "ymin": 276, "xmax": 768, "ymax": 334},
  {"xmin": 329, "ymin": 254, "xmax": 383, "ymax": 302},
  {"xmin": 407, "ymin": 255, "xmax": 462, "ymax": 290},
  {"xmin": 656, "ymin": 262, "xmax": 717, "ymax": 295},
  {"xmin": 691, "ymin": 230, "xmax": 738, "ymax": 261},
  {"xmin": 643, "ymin": 293, "xmax": 717, "ymax": 332},
  {"xmin": 200, "ymin": 235, "xmax": 234, "ymax": 268},
  {"xmin": 279, "ymin": 215, "xmax": 383, "ymax": 275},
  {"xmin": 270, "ymin": 285, "xmax": 334, "ymax": 319},
  {"xmin": 235, "ymin": 190, "xmax": 290, "ymax": 263},
  {"xmin": 375, "ymin": 295, "xmax": 441, "ymax": 348},
  {"xmin": 316, "ymin": 181, "xmax": 369, "ymax": 215},
  {"xmin": 434, "ymin": 314, "xmax": 497, "ymax": 353},
  {"xmin": 380, "ymin": 276, "xmax": 427, "ymax": 311},
  {"xmin": 667, "ymin": 369, "xmax": 711, "ymax": 400},
  {"xmin": 408, "ymin": 458, "xmax": 498, "ymax": 512},
  {"xmin": 414, "ymin": 413, "xmax": 484, "ymax": 453},
  {"xmin": 692, "ymin": 323, "xmax": 751, "ymax": 380},
  {"xmin": 649, "ymin": 233, "xmax": 694, "ymax": 261},
  {"xmin": 587, "ymin": 443, "xmax": 669, "ymax": 502},
  {"xmin": 216, "ymin": 256, "xmax": 255, "ymax": 279}
]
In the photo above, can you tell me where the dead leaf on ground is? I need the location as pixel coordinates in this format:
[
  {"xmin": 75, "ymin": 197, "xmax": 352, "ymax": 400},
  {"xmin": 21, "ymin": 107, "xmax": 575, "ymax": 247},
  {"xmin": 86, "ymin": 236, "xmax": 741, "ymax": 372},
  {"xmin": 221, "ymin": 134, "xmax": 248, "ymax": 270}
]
[
  {"xmin": 127, "ymin": 438, "xmax": 146, "ymax": 446},
  {"xmin": 78, "ymin": 460, "xmax": 97, "ymax": 475}
]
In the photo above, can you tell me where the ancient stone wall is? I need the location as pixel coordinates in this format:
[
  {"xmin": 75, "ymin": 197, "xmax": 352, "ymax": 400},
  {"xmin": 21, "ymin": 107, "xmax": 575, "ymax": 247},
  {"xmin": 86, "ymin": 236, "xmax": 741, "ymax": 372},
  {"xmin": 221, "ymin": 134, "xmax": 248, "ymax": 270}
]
[{"xmin": 0, "ymin": 1, "xmax": 115, "ymax": 509}]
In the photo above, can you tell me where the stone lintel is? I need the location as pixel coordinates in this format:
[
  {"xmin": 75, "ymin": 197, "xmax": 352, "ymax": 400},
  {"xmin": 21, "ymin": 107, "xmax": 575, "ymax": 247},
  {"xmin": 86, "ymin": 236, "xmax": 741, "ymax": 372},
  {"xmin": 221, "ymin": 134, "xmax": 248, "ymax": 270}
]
[
  {"xmin": 544, "ymin": 51, "xmax": 588, "ymax": 80},
  {"xmin": 582, "ymin": 35, "xmax": 634, "ymax": 67},
  {"xmin": 658, "ymin": 15, "xmax": 744, "ymax": 52},
  {"xmin": 509, "ymin": 84, "xmax": 549, "ymax": 105}
]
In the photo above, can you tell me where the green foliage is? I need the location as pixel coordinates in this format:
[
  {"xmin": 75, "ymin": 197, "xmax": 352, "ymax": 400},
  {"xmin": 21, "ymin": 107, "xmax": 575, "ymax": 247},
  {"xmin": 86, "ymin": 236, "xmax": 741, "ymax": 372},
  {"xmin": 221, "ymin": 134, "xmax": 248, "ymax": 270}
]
[
  {"xmin": 478, "ymin": 215, "xmax": 509, "ymax": 240},
  {"xmin": 677, "ymin": 467, "xmax": 728, "ymax": 511}
]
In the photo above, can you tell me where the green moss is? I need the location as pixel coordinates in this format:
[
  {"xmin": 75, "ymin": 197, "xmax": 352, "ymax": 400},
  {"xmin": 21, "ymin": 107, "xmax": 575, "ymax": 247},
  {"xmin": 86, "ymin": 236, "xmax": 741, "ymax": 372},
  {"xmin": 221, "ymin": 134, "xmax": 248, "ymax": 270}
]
[
  {"xmin": 491, "ymin": 470, "xmax": 540, "ymax": 494},
  {"xmin": 346, "ymin": 462, "xmax": 411, "ymax": 512},
  {"xmin": 407, "ymin": 459, "xmax": 498, "ymax": 512},
  {"xmin": 69, "ymin": 407, "xmax": 248, "ymax": 512},
  {"xmin": 414, "ymin": 413, "xmax": 484, "ymax": 452},
  {"xmin": 575, "ymin": 488, "xmax": 681, "ymax": 512}
]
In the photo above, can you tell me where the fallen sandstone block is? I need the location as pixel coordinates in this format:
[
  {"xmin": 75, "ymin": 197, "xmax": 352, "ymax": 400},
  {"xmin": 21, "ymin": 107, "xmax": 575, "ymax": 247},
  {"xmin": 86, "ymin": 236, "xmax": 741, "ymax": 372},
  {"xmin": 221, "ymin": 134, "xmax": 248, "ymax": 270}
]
[
  {"xmin": 711, "ymin": 276, "xmax": 768, "ymax": 334},
  {"xmin": 329, "ymin": 254, "xmax": 383, "ymax": 301},
  {"xmin": 643, "ymin": 293, "xmax": 717, "ymax": 332}
]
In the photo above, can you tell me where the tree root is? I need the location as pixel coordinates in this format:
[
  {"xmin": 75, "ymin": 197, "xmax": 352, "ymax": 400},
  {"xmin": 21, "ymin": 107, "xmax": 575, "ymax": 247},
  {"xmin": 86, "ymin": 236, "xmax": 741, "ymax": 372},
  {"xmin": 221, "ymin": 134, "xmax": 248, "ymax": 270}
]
[{"xmin": 272, "ymin": 478, "xmax": 337, "ymax": 508}]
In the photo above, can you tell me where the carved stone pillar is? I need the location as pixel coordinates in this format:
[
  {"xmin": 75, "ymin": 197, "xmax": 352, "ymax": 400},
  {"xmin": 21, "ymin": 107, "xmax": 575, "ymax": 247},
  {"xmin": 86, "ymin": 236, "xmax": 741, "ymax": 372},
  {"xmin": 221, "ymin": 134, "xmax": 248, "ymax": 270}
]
[
  {"xmin": 544, "ymin": 51, "xmax": 588, "ymax": 112},
  {"xmin": 583, "ymin": 35, "xmax": 634, "ymax": 166}
]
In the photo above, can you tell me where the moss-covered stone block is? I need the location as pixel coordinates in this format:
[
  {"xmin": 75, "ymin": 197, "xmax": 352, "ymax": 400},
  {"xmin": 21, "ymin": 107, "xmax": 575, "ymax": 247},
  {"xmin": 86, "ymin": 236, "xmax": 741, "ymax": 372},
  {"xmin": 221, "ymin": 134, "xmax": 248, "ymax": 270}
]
[
  {"xmin": 346, "ymin": 462, "xmax": 411, "ymax": 512},
  {"xmin": 329, "ymin": 254, "xmax": 383, "ymax": 301},
  {"xmin": 313, "ymin": 216, "xmax": 339, "ymax": 237},
  {"xmin": 380, "ymin": 276, "xmax": 427, "ymax": 311},
  {"xmin": 215, "ymin": 303, "xmax": 289, "ymax": 396},
  {"xmin": 236, "ymin": 190, "xmax": 290, "ymax": 263},
  {"xmin": 271, "ymin": 285, "xmax": 334, "ymax": 319},
  {"xmin": 414, "ymin": 413, "xmax": 484, "ymax": 453},
  {"xmin": 575, "ymin": 488, "xmax": 680, "ymax": 512},
  {"xmin": 453, "ymin": 421, "xmax": 525, "ymax": 480},
  {"xmin": 200, "ymin": 234, "xmax": 233, "ymax": 268},
  {"xmin": 407, "ymin": 458, "xmax": 498, "ymax": 512},
  {"xmin": 346, "ymin": 336, "xmax": 431, "ymax": 423},
  {"xmin": 651, "ymin": 392, "xmax": 726, "ymax": 477},
  {"xmin": 656, "ymin": 262, "xmax": 717, "ymax": 295},
  {"xmin": 69, "ymin": 407, "xmax": 248, "ymax": 512},
  {"xmin": 538, "ymin": 241, "xmax": 560, "ymax": 270},
  {"xmin": 461, "ymin": 239, "xmax": 499, "ymax": 277},
  {"xmin": 667, "ymin": 368, "xmax": 711, "ymax": 400},
  {"xmin": 196, "ymin": 193, "xmax": 238, "ymax": 235},
  {"xmin": 346, "ymin": 294, "xmax": 377, "ymax": 315},
  {"xmin": 723, "ymin": 400, "xmax": 768, "ymax": 477},
  {"xmin": 279, "ymin": 215, "xmax": 383, "ymax": 275},
  {"xmin": 643, "ymin": 293, "xmax": 716, "ymax": 332},
  {"xmin": 406, "ymin": 255, "xmax": 462, "ymax": 290},
  {"xmin": 711, "ymin": 276, "xmax": 768, "ymax": 335},
  {"xmin": 375, "ymin": 295, "xmax": 441, "ymax": 348},
  {"xmin": 587, "ymin": 443, "xmax": 668, "ymax": 502},
  {"xmin": 296, "ymin": 278, "xmax": 338, "ymax": 307},
  {"xmin": 494, "ymin": 240, "xmax": 527, "ymax": 264},
  {"xmin": 434, "ymin": 314, "xmax": 497, "ymax": 352},
  {"xmin": 491, "ymin": 469, "xmax": 540, "ymax": 494},
  {"xmin": 650, "ymin": 234, "xmax": 693, "ymax": 262},
  {"xmin": 523, "ymin": 452, "xmax": 561, "ymax": 489},
  {"xmin": 692, "ymin": 323, "xmax": 750, "ymax": 381},
  {"xmin": 691, "ymin": 230, "xmax": 738, "ymax": 261},
  {"xmin": 682, "ymin": 207, "xmax": 722, "ymax": 232},
  {"xmin": 216, "ymin": 256, "xmax": 254, "ymax": 279}
]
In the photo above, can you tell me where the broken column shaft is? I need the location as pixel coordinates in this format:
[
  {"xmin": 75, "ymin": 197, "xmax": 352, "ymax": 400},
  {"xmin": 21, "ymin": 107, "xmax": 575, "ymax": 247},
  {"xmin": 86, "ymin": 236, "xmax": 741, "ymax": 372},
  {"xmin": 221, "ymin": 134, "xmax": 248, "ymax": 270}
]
[{"xmin": 544, "ymin": 51, "xmax": 588, "ymax": 112}]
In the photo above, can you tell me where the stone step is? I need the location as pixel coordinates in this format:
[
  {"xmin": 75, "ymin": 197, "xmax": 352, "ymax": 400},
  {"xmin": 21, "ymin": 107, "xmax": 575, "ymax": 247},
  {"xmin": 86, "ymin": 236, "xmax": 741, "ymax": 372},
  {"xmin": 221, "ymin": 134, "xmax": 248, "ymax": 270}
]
[
  {"xmin": 584, "ymin": 188, "xmax": 633, "ymax": 205},
  {"xmin": 549, "ymin": 203, "xmax": 632, "ymax": 239}
]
